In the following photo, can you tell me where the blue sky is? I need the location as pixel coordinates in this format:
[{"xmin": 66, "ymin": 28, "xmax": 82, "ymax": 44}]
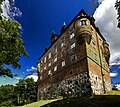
[{"xmin": 0, "ymin": 0, "xmax": 120, "ymax": 86}]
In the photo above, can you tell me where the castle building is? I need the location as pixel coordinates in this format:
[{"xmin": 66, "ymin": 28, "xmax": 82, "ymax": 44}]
[{"xmin": 37, "ymin": 9, "xmax": 112, "ymax": 100}]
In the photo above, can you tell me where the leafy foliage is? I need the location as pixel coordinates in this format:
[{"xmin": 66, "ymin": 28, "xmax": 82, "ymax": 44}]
[
  {"xmin": 0, "ymin": 19, "xmax": 29, "ymax": 78},
  {"xmin": 0, "ymin": 78, "xmax": 37, "ymax": 106},
  {"xmin": 115, "ymin": 0, "xmax": 120, "ymax": 28}
]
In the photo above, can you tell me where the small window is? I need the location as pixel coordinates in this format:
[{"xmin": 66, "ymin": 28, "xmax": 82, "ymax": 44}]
[
  {"xmin": 70, "ymin": 54, "xmax": 76, "ymax": 61},
  {"xmin": 61, "ymin": 37, "xmax": 65, "ymax": 47},
  {"xmin": 70, "ymin": 28, "xmax": 75, "ymax": 39},
  {"xmin": 48, "ymin": 70, "xmax": 52, "ymax": 75},
  {"xmin": 40, "ymin": 69, "xmax": 43, "ymax": 73},
  {"xmin": 54, "ymin": 66, "xmax": 57, "ymax": 71},
  {"xmin": 40, "ymin": 76, "xmax": 42, "ymax": 80},
  {"xmin": 62, "ymin": 61, "xmax": 65, "ymax": 67},
  {"xmin": 44, "ymin": 57, "xmax": 46, "ymax": 63},
  {"xmin": 91, "ymin": 28, "xmax": 94, "ymax": 37},
  {"xmin": 93, "ymin": 53, "xmax": 98, "ymax": 61},
  {"xmin": 48, "ymin": 52, "xmax": 51, "ymax": 59},
  {"xmin": 40, "ymin": 60, "xmax": 43, "ymax": 64},
  {"xmin": 54, "ymin": 57, "xmax": 57, "ymax": 62},
  {"xmin": 61, "ymin": 50, "xmax": 66, "ymax": 57},
  {"xmin": 48, "ymin": 63, "xmax": 51, "ymax": 67},
  {"xmin": 44, "ymin": 66, "xmax": 46, "ymax": 70},
  {"xmin": 92, "ymin": 42, "xmax": 96, "ymax": 49},
  {"xmin": 54, "ymin": 45, "xmax": 57, "ymax": 52},
  {"xmin": 80, "ymin": 20, "xmax": 88, "ymax": 26},
  {"xmin": 71, "ymin": 42, "xmax": 75, "ymax": 49}
]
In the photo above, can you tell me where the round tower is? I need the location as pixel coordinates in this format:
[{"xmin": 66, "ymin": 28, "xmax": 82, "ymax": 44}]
[{"xmin": 74, "ymin": 14, "xmax": 92, "ymax": 45}]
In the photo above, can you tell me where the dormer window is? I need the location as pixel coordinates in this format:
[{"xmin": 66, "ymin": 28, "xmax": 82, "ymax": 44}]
[
  {"xmin": 80, "ymin": 20, "xmax": 88, "ymax": 26},
  {"xmin": 69, "ymin": 27, "xmax": 75, "ymax": 39},
  {"xmin": 61, "ymin": 37, "xmax": 65, "ymax": 47}
]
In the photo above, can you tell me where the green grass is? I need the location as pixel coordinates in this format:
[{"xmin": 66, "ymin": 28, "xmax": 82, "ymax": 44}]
[
  {"xmin": 19, "ymin": 99, "xmax": 62, "ymax": 107},
  {"xmin": 20, "ymin": 91, "xmax": 120, "ymax": 107}
]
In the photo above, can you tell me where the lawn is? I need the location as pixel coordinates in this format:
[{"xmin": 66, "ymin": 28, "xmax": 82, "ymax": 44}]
[{"xmin": 20, "ymin": 91, "xmax": 120, "ymax": 107}]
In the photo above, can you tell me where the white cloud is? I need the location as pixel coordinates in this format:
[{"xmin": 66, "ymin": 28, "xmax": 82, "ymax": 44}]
[
  {"xmin": 26, "ymin": 66, "xmax": 37, "ymax": 72},
  {"xmin": 116, "ymin": 84, "xmax": 120, "ymax": 90},
  {"xmin": 26, "ymin": 74, "xmax": 38, "ymax": 82},
  {"xmin": 93, "ymin": 0, "xmax": 120, "ymax": 63},
  {"xmin": 110, "ymin": 72, "xmax": 118, "ymax": 77},
  {"xmin": 1, "ymin": 0, "xmax": 22, "ymax": 19}
]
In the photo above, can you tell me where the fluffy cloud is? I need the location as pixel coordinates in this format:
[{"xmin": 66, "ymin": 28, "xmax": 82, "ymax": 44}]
[
  {"xmin": 116, "ymin": 84, "xmax": 120, "ymax": 90},
  {"xmin": 110, "ymin": 72, "xmax": 118, "ymax": 77},
  {"xmin": 1, "ymin": 0, "xmax": 22, "ymax": 19},
  {"xmin": 26, "ymin": 73, "xmax": 38, "ymax": 82},
  {"xmin": 93, "ymin": 0, "xmax": 120, "ymax": 63},
  {"xmin": 26, "ymin": 66, "xmax": 37, "ymax": 72}
]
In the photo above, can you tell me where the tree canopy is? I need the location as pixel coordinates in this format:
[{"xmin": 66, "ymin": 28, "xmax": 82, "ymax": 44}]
[
  {"xmin": 115, "ymin": 0, "xmax": 120, "ymax": 28},
  {"xmin": 0, "ymin": 19, "xmax": 29, "ymax": 78}
]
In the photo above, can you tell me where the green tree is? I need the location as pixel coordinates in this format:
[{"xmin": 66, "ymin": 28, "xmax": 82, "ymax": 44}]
[
  {"xmin": 14, "ymin": 78, "xmax": 37, "ymax": 105},
  {"xmin": 0, "ymin": 19, "xmax": 29, "ymax": 78},
  {"xmin": 115, "ymin": 0, "xmax": 120, "ymax": 28},
  {"xmin": 0, "ymin": 85, "xmax": 15, "ymax": 107}
]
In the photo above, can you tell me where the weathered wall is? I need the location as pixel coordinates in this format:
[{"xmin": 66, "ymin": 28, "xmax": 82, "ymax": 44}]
[{"xmin": 38, "ymin": 72, "xmax": 92, "ymax": 100}]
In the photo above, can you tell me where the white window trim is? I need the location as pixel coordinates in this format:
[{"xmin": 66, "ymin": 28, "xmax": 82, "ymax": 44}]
[
  {"xmin": 54, "ymin": 66, "xmax": 57, "ymax": 71},
  {"xmin": 71, "ymin": 42, "xmax": 75, "ymax": 49},
  {"xmin": 62, "ymin": 61, "xmax": 65, "ymax": 67},
  {"xmin": 48, "ymin": 52, "xmax": 51, "ymax": 59},
  {"xmin": 48, "ymin": 63, "xmax": 51, "ymax": 67},
  {"xmin": 44, "ymin": 57, "xmax": 46, "ymax": 63},
  {"xmin": 48, "ymin": 70, "xmax": 52, "ymax": 75},
  {"xmin": 70, "ymin": 33, "xmax": 75, "ymax": 39},
  {"xmin": 54, "ymin": 57, "xmax": 57, "ymax": 62},
  {"xmin": 44, "ymin": 66, "xmax": 46, "ymax": 70}
]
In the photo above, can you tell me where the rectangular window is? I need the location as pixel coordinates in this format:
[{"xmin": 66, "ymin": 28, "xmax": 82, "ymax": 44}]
[
  {"xmin": 40, "ymin": 76, "xmax": 42, "ymax": 80},
  {"xmin": 70, "ymin": 54, "xmax": 76, "ymax": 61},
  {"xmin": 44, "ymin": 66, "xmax": 46, "ymax": 70},
  {"xmin": 48, "ymin": 70, "xmax": 52, "ymax": 75},
  {"xmin": 44, "ymin": 57, "xmax": 46, "ymax": 63},
  {"xmin": 48, "ymin": 63, "xmax": 51, "ymax": 67},
  {"xmin": 61, "ymin": 50, "xmax": 66, "ymax": 57},
  {"xmin": 92, "ymin": 42, "xmax": 96, "ymax": 49},
  {"xmin": 93, "ymin": 53, "xmax": 98, "ymax": 61},
  {"xmin": 71, "ymin": 42, "xmax": 75, "ymax": 49},
  {"xmin": 61, "ymin": 37, "xmax": 65, "ymax": 47},
  {"xmin": 70, "ymin": 28, "xmax": 75, "ymax": 39},
  {"xmin": 91, "ymin": 28, "xmax": 94, "ymax": 37},
  {"xmin": 80, "ymin": 20, "xmax": 88, "ymax": 26},
  {"xmin": 54, "ymin": 45, "xmax": 57, "ymax": 52},
  {"xmin": 54, "ymin": 66, "xmax": 57, "ymax": 71},
  {"xmin": 54, "ymin": 57, "xmax": 57, "ymax": 62},
  {"xmin": 40, "ymin": 69, "xmax": 43, "ymax": 73},
  {"xmin": 48, "ymin": 52, "xmax": 51, "ymax": 59},
  {"xmin": 62, "ymin": 61, "xmax": 65, "ymax": 67}
]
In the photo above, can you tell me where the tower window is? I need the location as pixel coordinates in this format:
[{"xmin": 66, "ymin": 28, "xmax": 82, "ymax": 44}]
[
  {"xmin": 62, "ymin": 61, "xmax": 65, "ymax": 67},
  {"xmin": 70, "ymin": 42, "xmax": 75, "ymax": 49},
  {"xmin": 80, "ymin": 20, "xmax": 88, "ymax": 26},
  {"xmin": 92, "ymin": 42, "xmax": 96, "ymax": 49},
  {"xmin": 93, "ymin": 53, "xmax": 98, "ymax": 61}
]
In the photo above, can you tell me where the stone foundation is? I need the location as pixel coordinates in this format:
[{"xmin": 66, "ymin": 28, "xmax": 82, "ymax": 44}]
[{"xmin": 38, "ymin": 72, "xmax": 92, "ymax": 100}]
